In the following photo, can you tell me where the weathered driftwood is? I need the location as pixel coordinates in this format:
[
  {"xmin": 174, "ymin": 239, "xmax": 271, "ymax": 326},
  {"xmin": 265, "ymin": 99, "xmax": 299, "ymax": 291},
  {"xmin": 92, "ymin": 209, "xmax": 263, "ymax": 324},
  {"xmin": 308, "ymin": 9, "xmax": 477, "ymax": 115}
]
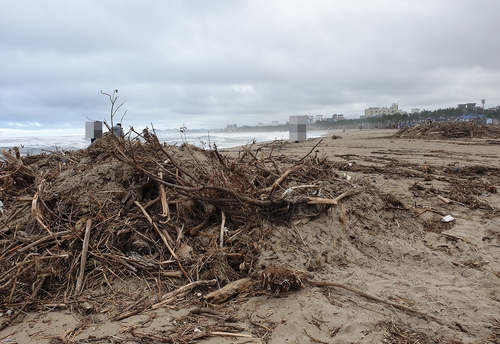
[
  {"xmin": 204, "ymin": 277, "xmax": 253, "ymax": 304},
  {"xmin": 151, "ymin": 279, "xmax": 217, "ymax": 309},
  {"xmin": 158, "ymin": 171, "xmax": 170, "ymax": 219},
  {"xmin": 210, "ymin": 331, "xmax": 252, "ymax": 338},
  {"xmin": 75, "ymin": 218, "xmax": 92, "ymax": 295},
  {"xmin": 436, "ymin": 194, "xmax": 451, "ymax": 204},
  {"xmin": 219, "ymin": 210, "xmax": 226, "ymax": 248}
]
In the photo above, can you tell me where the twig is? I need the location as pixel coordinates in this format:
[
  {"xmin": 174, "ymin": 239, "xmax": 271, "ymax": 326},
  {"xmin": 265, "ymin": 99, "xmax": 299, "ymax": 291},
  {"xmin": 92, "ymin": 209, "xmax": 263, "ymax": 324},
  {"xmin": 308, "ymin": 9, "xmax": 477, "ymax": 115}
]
[
  {"xmin": 303, "ymin": 328, "xmax": 329, "ymax": 344},
  {"xmin": 31, "ymin": 180, "xmax": 55, "ymax": 238},
  {"xmin": 151, "ymin": 279, "xmax": 216, "ymax": 309},
  {"xmin": 210, "ymin": 331, "xmax": 252, "ymax": 338},
  {"xmin": 333, "ymin": 189, "xmax": 362, "ymax": 203},
  {"xmin": 75, "ymin": 219, "xmax": 92, "ymax": 295},
  {"xmin": 282, "ymin": 184, "xmax": 317, "ymax": 196},
  {"xmin": 190, "ymin": 307, "xmax": 237, "ymax": 322},
  {"xmin": 298, "ymin": 139, "xmax": 323, "ymax": 162},
  {"xmin": 113, "ymin": 298, "xmax": 152, "ymax": 321},
  {"xmin": 310, "ymin": 280, "xmax": 445, "ymax": 325},
  {"xmin": 306, "ymin": 197, "xmax": 338, "ymax": 205},
  {"xmin": 158, "ymin": 172, "xmax": 170, "ymax": 219},
  {"xmin": 293, "ymin": 226, "xmax": 306, "ymax": 245},
  {"xmin": 263, "ymin": 165, "xmax": 303, "ymax": 197},
  {"xmin": 219, "ymin": 211, "xmax": 226, "ymax": 248},
  {"xmin": 436, "ymin": 194, "xmax": 466, "ymax": 206},
  {"xmin": 241, "ymin": 145, "xmax": 266, "ymax": 168},
  {"xmin": 440, "ymin": 232, "xmax": 468, "ymax": 242},
  {"xmin": 134, "ymin": 201, "xmax": 191, "ymax": 281},
  {"xmin": 131, "ymin": 330, "xmax": 208, "ymax": 342},
  {"xmin": 19, "ymin": 230, "xmax": 71, "ymax": 253}
]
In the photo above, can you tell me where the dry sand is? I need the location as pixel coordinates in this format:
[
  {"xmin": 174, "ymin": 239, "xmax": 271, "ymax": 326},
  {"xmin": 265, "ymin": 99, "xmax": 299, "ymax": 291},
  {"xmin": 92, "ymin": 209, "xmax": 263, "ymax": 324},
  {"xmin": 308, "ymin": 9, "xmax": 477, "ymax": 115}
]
[{"xmin": 1, "ymin": 128, "xmax": 500, "ymax": 343}]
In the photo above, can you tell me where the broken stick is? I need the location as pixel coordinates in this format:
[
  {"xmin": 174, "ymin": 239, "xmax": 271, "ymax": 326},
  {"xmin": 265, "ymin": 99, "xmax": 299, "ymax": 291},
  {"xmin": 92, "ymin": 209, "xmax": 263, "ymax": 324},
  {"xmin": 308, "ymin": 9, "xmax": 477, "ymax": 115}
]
[
  {"xmin": 75, "ymin": 219, "xmax": 92, "ymax": 295},
  {"xmin": 219, "ymin": 211, "xmax": 226, "ymax": 248},
  {"xmin": 310, "ymin": 280, "xmax": 445, "ymax": 325},
  {"xmin": 151, "ymin": 279, "xmax": 216, "ymax": 309},
  {"xmin": 134, "ymin": 201, "xmax": 191, "ymax": 281},
  {"xmin": 158, "ymin": 172, "xmax": 170, "ymax": 219}
]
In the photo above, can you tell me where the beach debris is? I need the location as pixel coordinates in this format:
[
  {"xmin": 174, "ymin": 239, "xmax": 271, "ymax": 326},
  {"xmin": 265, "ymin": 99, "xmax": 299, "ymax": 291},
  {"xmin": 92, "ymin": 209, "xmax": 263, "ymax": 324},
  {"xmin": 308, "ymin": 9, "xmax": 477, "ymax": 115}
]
[
  {"xmin": 204, "ymin": 277, "xmax": 253, "ymax": 303},
  {"xmin": 1, "ymin": 128, "xmax": 499, "ymax": 341},
  {"xmin": 442, "ymin": 215, "xmax": 455, "ymax": 223},
  {"xmin": 260, "ymin": 267, "xmax": 305, "ymax": 296},
  {"xmin": 0, "ymin": 132, "xmax": 352, "ymax": 316},
  {"xmin": 393, "ymin": 121, "xmax": 500, "ymax": 140}
]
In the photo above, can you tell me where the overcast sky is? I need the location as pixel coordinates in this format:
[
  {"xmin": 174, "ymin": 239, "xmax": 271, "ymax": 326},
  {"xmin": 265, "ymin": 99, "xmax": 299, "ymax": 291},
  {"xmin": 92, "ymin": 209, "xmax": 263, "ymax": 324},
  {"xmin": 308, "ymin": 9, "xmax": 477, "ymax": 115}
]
[{"xmin": 1, "ymin": 0, "xmax": 499, "ymax": 134}]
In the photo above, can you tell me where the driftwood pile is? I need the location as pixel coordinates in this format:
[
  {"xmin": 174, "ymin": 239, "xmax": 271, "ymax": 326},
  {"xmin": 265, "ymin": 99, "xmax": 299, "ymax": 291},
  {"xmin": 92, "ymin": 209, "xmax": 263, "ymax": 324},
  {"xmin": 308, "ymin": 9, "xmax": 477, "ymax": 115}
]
[
  {"xmin": 0, "ymin": 133, "xmax": 358, "ymax": 320},
  {"xmin": 331, "ymin": 158, "xmax": 498, "ymax": 211},
  {"xmin": 3, "ymin": 131, "xmax": 499, "ymax": 341},
  {"xmin": 393, "ymin": 121, "xmax": 500, "ymax": 140}
]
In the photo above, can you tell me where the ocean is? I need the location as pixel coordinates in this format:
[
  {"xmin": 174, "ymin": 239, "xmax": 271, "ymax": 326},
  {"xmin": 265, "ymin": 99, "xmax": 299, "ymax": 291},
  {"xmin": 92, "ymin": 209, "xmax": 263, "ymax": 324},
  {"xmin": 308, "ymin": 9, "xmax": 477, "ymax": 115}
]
[{"xmin": 0, "ymin": 129, "xmax": 328, "ymax": 156}]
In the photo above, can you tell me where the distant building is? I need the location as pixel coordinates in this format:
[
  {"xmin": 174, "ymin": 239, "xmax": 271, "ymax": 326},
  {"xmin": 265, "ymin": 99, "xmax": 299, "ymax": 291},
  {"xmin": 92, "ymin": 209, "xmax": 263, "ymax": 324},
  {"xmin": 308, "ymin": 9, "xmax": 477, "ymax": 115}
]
[
  {"xmin": 332, "ymin": 114, "xmax": 345, "ymax": 121},
  {"xmin": 225, "ymin": 124, "xmax": 237, "ymax": 131},
  {"xmin": 457, "ymin": 113, "xmax": 486, "ymax": 125},
  {"xmin": 257, "ymin": 121, "xmax": 280, "ymax": 127},
  {"xmin": 365, "ymin": 103, "xmax": 399, "ymax": 118},
  {"xmin": 411, "ymin": 108, "xmax": 421, "ymax": 114},
  {"xmin": 458, "ymin": 103, "xmax": 476, "ymax": 113},
  {"xmin": 315, "ymin": 115, "xmax": 323, "ymax": 122}
]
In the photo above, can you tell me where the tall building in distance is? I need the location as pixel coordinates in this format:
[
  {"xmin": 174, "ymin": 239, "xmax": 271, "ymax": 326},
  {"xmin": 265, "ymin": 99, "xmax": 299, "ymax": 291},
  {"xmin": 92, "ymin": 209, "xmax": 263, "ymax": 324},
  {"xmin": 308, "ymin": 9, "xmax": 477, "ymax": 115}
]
[{"xmin": 364, "ymin": 103, "xmax": 399, "ymax": 118}]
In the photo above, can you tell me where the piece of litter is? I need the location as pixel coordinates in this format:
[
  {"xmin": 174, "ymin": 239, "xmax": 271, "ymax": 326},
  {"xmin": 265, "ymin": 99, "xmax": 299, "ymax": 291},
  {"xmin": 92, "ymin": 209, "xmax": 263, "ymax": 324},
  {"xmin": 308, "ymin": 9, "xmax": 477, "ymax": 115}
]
[{"xmin": 442, "ymin": 215, "xmax": 454, "ymax": 223}]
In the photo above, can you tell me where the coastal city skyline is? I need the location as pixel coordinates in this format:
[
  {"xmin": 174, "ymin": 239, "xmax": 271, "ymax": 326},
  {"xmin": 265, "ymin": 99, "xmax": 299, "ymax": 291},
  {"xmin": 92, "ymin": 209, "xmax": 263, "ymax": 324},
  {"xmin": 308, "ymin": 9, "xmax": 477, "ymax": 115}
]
[{"xmin": 227, "ymin": 100, "xmax": 491, "ymax": 128}]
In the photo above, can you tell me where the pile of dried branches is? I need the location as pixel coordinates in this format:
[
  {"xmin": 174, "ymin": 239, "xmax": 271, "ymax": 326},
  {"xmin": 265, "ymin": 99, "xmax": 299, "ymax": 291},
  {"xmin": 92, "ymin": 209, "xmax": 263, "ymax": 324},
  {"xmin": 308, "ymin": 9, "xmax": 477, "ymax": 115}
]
[
  {"xmin": 0, "ymin": 133, "xmax": 356, "ymax": 315},
  {"xmin": 393, "ymin": 121, "xmax": 500, "ymax": 140}
]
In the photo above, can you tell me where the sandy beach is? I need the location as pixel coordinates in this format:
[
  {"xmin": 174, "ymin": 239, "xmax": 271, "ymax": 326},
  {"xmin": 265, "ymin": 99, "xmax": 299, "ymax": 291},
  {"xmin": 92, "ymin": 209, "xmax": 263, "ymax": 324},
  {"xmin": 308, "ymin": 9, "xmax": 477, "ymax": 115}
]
[{"xmin": 1, "ymin": 126, "xmax": 500, "ymax": 343}]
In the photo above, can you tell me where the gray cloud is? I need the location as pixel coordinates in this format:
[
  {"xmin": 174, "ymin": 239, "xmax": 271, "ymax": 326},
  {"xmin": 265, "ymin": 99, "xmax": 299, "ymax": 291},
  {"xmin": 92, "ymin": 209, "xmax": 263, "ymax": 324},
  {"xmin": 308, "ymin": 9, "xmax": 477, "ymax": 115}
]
[{"xmin": 1, "ymin": 0, "xmax": 499, "ymax": 133}]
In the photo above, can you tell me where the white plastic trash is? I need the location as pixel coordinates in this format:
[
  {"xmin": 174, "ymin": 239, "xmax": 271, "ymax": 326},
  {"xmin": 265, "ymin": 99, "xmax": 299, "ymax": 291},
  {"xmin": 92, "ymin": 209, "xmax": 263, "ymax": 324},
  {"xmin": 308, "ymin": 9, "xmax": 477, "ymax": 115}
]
[{"xmin": 442, "ymin": 215, "xmax": 454, "ymax": 223}]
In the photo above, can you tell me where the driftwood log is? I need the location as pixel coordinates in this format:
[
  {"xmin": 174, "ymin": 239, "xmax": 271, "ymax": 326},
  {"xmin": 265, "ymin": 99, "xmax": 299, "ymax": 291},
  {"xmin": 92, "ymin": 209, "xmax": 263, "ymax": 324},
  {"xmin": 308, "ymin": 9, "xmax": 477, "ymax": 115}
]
[{"xmin": 204, "ymin": 278, "xmax": 253, "ymax": 304}]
